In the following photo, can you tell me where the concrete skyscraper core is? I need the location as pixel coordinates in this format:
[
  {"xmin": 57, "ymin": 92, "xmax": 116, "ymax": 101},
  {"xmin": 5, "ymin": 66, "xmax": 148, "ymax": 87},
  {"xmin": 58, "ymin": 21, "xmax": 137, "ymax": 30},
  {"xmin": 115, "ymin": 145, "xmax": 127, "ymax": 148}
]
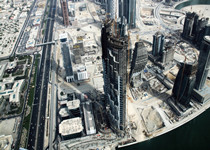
[{"xmin": 101, "ymin": 18, "xmax": 128, "ymax": 132}]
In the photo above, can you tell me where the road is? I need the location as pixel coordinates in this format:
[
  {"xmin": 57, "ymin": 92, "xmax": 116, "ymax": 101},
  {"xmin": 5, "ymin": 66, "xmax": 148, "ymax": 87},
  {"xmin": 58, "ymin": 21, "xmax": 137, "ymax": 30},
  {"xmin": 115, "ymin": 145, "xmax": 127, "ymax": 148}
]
[
  {"xmin": 11, "ymin": 0, "xmax": 37, "ymax": 57},
  {"xmin": 153, "ymin": 2, "xmax": 181, "ymax": 33},
  {"xmin": 136, "ymin": 0, "xmax": 145, "ymax": 28},
  {"xmin": 27, "ymin": 0, "xmax": 57, "ymax": 149}
]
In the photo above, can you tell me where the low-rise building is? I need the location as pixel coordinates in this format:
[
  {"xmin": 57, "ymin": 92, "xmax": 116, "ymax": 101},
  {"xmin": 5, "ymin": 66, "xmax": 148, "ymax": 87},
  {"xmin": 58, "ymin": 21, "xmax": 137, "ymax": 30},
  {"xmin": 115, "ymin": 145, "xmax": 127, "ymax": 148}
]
[
  {"xmin": 0, "ymin": 135, "xmax": 13, "ymax": 150},
  {"xmin": 5, "ymin": 61, "xmax": 17, "ymax": 74},
  {"xmin": 67, "ymin": 99, "xmax": 81, "ymax": 117},
  {"xmin": 26, "ymin": 27, "xmax": 38, "ymax": 49},
  {"xmin": 59, "ymin": 107, "xmax": 70, "ymax": 120},
  {"xmin": 33, "ymin": 18, "xmax": 41, "ymax": 26},
  {"xmin": 82, "ymin": 101, "xmax": 96, "ymax": 135},
  {"xmin": 77, "ymin": 65, "xmax": 88, "ymax": 81},
  {"xmin": 59, "ymin": 117, "xmax": 83, "ymax": 139},
  {"xmin": 59, "ymin": 33, "xmax": 68, "ymax": 43},
  {"xmin": 66, "ymin": 99, "xmax": 80, "ymax": 110},
  {"xmin": 61, "ymin": 43, "xmax": 74, "ymax": 82},
  {"xmin": 0, "ymin": 79, "xmax": 25, "ymax": 106}
]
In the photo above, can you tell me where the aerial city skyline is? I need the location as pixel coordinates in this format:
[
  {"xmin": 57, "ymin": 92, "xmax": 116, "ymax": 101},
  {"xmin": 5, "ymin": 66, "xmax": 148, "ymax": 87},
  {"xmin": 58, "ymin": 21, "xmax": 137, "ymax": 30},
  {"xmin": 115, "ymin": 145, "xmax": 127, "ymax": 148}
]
[{"xmin": 0, "ymin": 0, "xmax": 209, "ymax": 150}]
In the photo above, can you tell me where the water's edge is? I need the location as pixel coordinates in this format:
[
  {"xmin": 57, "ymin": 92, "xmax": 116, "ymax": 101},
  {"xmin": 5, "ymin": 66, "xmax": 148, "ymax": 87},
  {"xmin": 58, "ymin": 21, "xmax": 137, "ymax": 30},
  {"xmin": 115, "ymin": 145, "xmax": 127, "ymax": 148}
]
[
  {"xmin": 119, "ymin": 0, "xmax": 210, "ymax": 149},
  {"xmin": 118, "ymin": 108, "xmax": 210, "ymax": 150},
  {"xmin": 175, "ymin": 0, "xmax": 210, "ymax": 10}
]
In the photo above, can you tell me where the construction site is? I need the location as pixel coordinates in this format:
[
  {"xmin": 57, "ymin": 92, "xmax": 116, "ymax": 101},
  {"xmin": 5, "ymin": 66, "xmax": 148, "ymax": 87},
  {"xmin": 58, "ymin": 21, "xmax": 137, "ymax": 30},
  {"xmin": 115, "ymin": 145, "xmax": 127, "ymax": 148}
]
[
  {"xmin": 50, "ymin": 1, "xmax": 210, "ymax": 150},
  {"xmin": 2, "ymin": 0, "xmax": 206, "ymax": 150},
  {"xmin": 40, "ymin": 0, "xmax": 209, "ymax": 150}
]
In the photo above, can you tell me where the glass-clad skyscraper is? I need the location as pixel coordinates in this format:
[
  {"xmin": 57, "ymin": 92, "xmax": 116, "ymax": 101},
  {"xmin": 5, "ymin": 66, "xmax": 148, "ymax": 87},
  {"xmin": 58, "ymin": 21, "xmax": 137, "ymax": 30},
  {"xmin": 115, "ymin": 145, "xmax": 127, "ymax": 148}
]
[
  {"xmin": 122, "ymin": 0, "xmax": 136, "ymax": 28},
  {"xmin": 195, "ymin": 36, "xmax": 210, "ymax": 90},
  {"xmin": 107, "ymin": 0, "xmax": 136, "ymax": 28}
]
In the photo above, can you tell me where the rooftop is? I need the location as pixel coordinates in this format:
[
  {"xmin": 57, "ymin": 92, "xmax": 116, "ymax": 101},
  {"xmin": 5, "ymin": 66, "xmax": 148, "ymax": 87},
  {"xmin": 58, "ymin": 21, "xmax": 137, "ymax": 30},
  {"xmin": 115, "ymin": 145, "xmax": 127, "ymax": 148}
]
[
  {"xmin": 0, "ymin": 135, "xmax": 13, "ymax": 150},
  {"xmin": 59, "ymin": 117, "xmax": 83, "ymax": 136},
  {"xmin": 59, "ymin": 107, "xmax": 70, "ymax": 118},
  {"xmin": 83, "ymin": 101, "xmax": 96, "ymax": 135},
  {"xmin": 0, "ymin": 79, "xmax": 25, "ymax": 105},
  {"xmin": 67, "ymin": 99, "xmax": 80, "ymax": 110},
  {"xmin": 59, "ymin": 33, "xmax": 68, "ymax": 40},
  {"xmin": 61, "ymin": 44, "xmax": 74, "ymax": 77}
]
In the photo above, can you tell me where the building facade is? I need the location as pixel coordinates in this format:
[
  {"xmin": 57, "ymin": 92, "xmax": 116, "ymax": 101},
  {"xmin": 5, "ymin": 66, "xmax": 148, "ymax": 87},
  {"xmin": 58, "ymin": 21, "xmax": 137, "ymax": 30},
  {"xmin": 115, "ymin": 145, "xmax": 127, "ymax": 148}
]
[
  {"xmin": 182, "ymin": 12, "xmax": 209, "ymax": 47},
  {"xmin": 195, "ymin": 36, "xmax": 210, "ymax": 90},
  {"xmin": 61, "ymin": 43, "xmax": 74, "ymax": 82},
  {"xmin": 107, "ymin": 0, "xmax": 119, "ymax": 19},
  {"xmin": 152, "ymin": 32, "xmax": 165, "ymax": 57},
  {"xmin": 106, "ymin": 0, "xmax": 136, "ymax": 28},
  {"xmin": 130, "ymin": 42, "xmax": 148, "ymax": 87},
  {"xmin": 161, "ymin": 42, "xmax": 174, "ymax": 64},
  {"xmin": 122, "ymin": 0, "xmax": 136, "ymax": 28},
  {"xmin": 182, "ymin": 12, "xmax": 196, "ymax": 40},
  {"xmin": 173, "ymin": 63, "xmax": 197, "ymax": 106},
  {"xmin": 77, "ymin": 66, "xmax": 88, "ymax": 81},
  {"xmin": 193, "ymin": 17, "xmax": 209, "ymax": 46},
  {"xmin": 101, "ymin": 19, "xmax": 128, "ymax": 132}
]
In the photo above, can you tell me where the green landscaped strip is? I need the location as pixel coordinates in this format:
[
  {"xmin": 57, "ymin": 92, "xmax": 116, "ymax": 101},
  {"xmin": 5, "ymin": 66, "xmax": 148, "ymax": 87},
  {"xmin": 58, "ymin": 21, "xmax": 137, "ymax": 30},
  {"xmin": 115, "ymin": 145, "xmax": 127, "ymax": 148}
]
[
  {"xmin": 23, "ymin": 57, "xmax": 39, "ymax": 126},
  {"xmin": 21, "ymin": 55, "xmax": 40, "ymax": 148}
]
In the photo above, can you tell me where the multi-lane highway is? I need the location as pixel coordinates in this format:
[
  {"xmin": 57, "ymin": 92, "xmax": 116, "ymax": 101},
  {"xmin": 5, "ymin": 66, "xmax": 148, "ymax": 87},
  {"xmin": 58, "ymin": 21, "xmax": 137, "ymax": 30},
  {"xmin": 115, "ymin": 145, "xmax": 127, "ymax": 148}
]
[
  {"xmin": 153, "ymin": 2, "xmax": 181, "ymax": 32},
  {"xmin": 154, "ymin": 3, "xmax": 170, "ymax": 31},
  {"xmin": 27, "ymin": 0, "xmax": 57, "ymax": 149}
]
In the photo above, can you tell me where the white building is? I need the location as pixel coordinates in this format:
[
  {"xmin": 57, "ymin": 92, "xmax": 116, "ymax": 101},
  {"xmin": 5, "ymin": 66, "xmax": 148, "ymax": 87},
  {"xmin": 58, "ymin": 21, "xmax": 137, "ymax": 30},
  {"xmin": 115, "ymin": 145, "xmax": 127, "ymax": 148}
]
[
  {"xmin": 26, "ymin": 27, "xmax": 38, "ymax": 49},
  {"xmin": 0, "ymin": 135, "xmax": 13, "ymax": 150},
  {"xmin": 0, "ymin": 79, "xmax": 25, "ymax": 106},
  {"xmin": 59, "ymin": 117, "xmax": 83, "ymax": 137},
  {"xmin": 33, "ymin": 18, "xmax": 41, "ymax": 26},
  {"xmin": 59, "ymin": 33, "xmax": 68, "ymax": 43},
  {"xmin": 6, "ymin": 61, "xmax": 17, "ymax": 71},
  {"xmin": 67, "ymin": 99, "xmax": 80, "ymax": 110},
  {"xmin": 77, "ymin": 65, "xmax": 88, "ymax": 81},
  {"xmin": 83, "ymin": 101, "xmax": 96, "ymax": 135}
]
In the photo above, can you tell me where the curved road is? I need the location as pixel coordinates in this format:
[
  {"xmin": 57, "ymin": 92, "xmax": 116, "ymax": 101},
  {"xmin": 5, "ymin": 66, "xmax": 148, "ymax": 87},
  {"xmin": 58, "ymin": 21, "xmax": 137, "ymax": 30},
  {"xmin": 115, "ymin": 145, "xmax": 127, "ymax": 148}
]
[{"xmin": 154, "ymin": 2, "xmax": 184, "ymax": 32}]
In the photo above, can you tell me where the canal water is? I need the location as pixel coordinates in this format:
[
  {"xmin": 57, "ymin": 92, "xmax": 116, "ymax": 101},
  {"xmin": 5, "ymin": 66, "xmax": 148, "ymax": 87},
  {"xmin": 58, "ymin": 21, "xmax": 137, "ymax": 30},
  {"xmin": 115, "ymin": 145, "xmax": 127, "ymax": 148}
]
[
  {"xmin": 175, "ymin": 0, "xmax": 210, "ymax": 9},
  {"xmin": 119, "ymin": 109, "xmax": 210, "ymax": 150},
  {"xmin": 119, "ymin": 0, "xmax": 210, "ymax": 150}
]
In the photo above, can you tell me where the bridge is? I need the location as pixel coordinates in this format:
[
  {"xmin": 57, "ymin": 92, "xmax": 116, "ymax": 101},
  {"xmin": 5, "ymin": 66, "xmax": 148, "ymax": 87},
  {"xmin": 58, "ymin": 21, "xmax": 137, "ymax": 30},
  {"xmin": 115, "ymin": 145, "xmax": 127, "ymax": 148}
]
[{"xmin": 35, "ymin": 41, "xmax": 55, "ymax": 47}]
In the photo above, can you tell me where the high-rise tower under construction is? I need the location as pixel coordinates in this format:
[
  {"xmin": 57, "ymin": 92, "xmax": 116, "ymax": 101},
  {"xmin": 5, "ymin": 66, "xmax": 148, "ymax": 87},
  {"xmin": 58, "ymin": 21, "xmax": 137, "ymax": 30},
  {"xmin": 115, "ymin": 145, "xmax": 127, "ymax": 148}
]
[{"xmin": 101, "ymin": 17, "xmax": 128, "ymax": 132}]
